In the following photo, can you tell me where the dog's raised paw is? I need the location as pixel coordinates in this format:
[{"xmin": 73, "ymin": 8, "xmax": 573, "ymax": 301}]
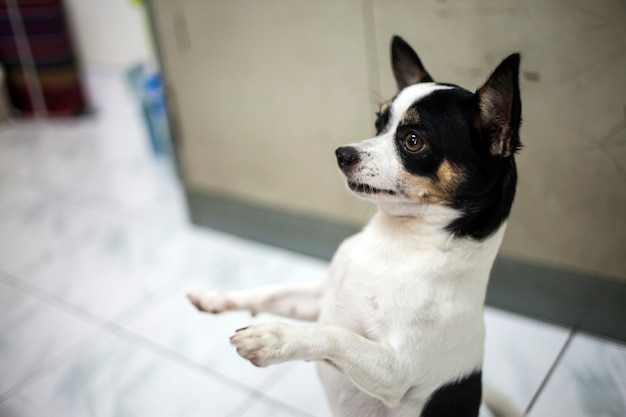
[
  {"xmin": 229, "ymin": 322, "xmax": 289, "ymax": 367},
  {"xmin": 186, "ymin": 290, "xmax": 238, "ymax": 314}
]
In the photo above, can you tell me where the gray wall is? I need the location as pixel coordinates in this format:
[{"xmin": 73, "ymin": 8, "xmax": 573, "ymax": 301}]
[{"xmin": 152, "ymin": 0, "xmax": 626, "ymax": 282}]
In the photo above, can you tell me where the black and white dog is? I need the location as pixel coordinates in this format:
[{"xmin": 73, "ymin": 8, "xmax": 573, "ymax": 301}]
[{"xmin": 188, "ymin": 36, "xmax": 522, "ymax": 417}]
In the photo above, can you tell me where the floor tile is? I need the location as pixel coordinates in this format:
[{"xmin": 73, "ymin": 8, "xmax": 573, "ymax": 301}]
[
  {"xmin": 528, "ymin": 332, "xmax": 626, "ymax": 417},
  {"xmin": 0, "ymin": 173, "xmax": 111, "ymax": 275},
  {"xmin": 0, "ymin": 171, "xmax": 69, "ymax": 206},
  {"xmin": 0, "ymin": 331, "xmax": 250, "ymax": 417},
  {"xmin": 127, "ymin": 283, "xmax": 297, "ymax": 389},
  {"xmin": 0, "ymin": 279, "xmax": 96, "ymax": 397},
  {"xmin": 239, "ymin": 396, "xmax": 316, "ymax": 417},
  {"xmin": 15, "ymin": 212, "xmax": 189, "ymax": 321},
  {"xmin": 483, "ymin": 307, "xmax": 572, "ymax": 414},
  {"xmin": 19, "ymin": 123, "xmax": 166, "ymax": 210},
  {"xmin": 126, "ymin": 228, "xmax": 328, "ymax": 389},
  {"xmin": 0, "ymin": 127, "xmax": 41, "ymax": 176},
  {"xmin": 261, "ymin": 361, "xmax": 332, "ymax": 417},
  {"xmin": 188, "ymin": 230, "xmax": 329, "ymax": 291}
]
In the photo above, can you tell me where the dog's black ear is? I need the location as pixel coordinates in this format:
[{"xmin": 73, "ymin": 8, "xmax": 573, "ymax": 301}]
[
  {"xmin": 391, "ymin": 35, "xmax": 433, "ymax": 90},
  {"xmin": 476, "ymin": 54, "xmax": 522, "ymax": 157}
]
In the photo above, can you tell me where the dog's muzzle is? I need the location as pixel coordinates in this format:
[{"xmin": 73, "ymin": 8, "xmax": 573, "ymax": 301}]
[{"xmin": 335, "ymin": 146, "xmax": 360, "ymax": 172}]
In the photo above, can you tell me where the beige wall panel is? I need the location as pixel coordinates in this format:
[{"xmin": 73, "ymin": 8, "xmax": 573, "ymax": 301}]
[{"xmin": 153, "ymin": 0, "xmax": 377, "ymax": 224}]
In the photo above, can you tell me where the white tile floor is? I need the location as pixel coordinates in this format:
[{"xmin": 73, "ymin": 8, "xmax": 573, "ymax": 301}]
[{"xmin": 0, "ymin": 70, "xmax": 624, "ymax": 417}]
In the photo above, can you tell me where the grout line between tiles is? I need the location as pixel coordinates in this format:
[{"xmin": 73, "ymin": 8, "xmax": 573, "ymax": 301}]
[
  {"xmin": 106, "ymin": 296, "xmax": 316, "ymax": 417},
  {"xmin": 224, "ymin": 390, "xmax": 265, "ymax": 417},
  {"xmin": 0, "ymin": 270, "xmax": 112, "ymax": 329},
  {"xmin": 0, "ymin": 270, "xmax": 181, "ymax": 402},
  {"xmin": 105, "ymin": 321, "xmax": 318, "ymax": 417},
  {"xmin": 523, "ymin": 328, "xmax": 576, "ymax": 416},
  {"xmin": 108, "ymin": 303, "xmax": 318, "ymax": 416},
  {"xmin": 0, "ymin": 330, "xmax": 111, "ymax": 403},
  {"xmin": 257, "ymin": 386, "xmax": 321, "ymax": 417},
  {"xmin": 111, "ymin": 325, "xmax": 261, "ymax": 393},
  {"xmin": 0, "ymin": 269, "xmax": 305, "ymax": 412},
  {"xmin": 0, "ymin": 266, "xmax": 182, "ymax": 330},
  {"xmin": 225, "ymin": 363, "xmax": 300, "ymax": 417},
  {"xmin": 225, "ymin": 387, "xmax": 318, "ymax": 417}
]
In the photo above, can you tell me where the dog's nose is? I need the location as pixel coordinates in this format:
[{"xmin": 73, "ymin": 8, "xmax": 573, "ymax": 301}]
[{"xmin": 335, "ymin": 146, "xmax": 360, "ymax": 170}]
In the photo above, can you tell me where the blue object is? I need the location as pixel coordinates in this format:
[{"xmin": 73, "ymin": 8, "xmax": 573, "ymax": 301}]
[{"xmin": 127, "ymin": 64, "xmax": 172, "ymax": 157}]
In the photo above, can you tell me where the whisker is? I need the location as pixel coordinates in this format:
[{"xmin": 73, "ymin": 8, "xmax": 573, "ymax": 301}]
[{"xmin": 369, "ymin": 90, "xmax": 384, "ymax": 105}]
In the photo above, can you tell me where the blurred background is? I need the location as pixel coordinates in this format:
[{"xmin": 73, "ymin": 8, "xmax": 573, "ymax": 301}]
[{"xmin": 0, "ymin": 1, "xmax": 624, "ymax": 416}]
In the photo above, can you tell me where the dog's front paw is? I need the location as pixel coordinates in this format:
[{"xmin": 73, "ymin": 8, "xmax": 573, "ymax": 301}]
[
  {"xmin": 229, "ymin": 322, "xmax": 291, "ymax": 367},
  {"xmin": 186, "ymin": 290, "xmax": 238, "ymax": 314}
]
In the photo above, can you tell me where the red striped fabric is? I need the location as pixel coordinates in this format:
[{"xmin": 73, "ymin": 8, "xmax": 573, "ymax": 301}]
[{"xmin": 0, "ymin": 0, "xmax": 87, "ymax": 116}]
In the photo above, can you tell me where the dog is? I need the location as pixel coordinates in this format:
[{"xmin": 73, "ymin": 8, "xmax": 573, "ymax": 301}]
[{"xmin": 187, "ymin": 36, "xmax": 522, "ymax": 417}]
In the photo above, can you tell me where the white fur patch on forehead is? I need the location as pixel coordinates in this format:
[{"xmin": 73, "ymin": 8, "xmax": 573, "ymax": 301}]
[{"xmin": 389, "ymin": 84, "xmax": 453, "ymax": 128}]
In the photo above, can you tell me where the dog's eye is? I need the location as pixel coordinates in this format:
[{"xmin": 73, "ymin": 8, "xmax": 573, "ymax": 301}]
[{"xmin": 403, "ymin": 133, "xmax": 425, "ymax": 153}]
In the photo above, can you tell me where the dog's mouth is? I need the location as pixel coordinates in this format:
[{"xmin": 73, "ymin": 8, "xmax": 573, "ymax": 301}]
[{"xmin": 348, "ymin": 182, "xmax": 397, "ymax": 196}]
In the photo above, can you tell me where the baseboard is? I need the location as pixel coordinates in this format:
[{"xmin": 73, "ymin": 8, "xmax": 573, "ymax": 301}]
[
  {"xmin": 187, "ymin": 191, "xmax": 360, "ymax": 260},
  {"xmin": 187, "ymin": 190, "xmax": 626, "ymax": 343},
  {"xmin": 487, "ymin": 258, "xmax": 626, "ymax": 342}
]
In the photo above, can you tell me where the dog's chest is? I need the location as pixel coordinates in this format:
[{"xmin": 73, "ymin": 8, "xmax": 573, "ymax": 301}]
[
  {"xmin": 318, "ymin": 233, "xmax": 452, "ymax": 342},
  {"xmin": 320, "ymin": 262, "xmax": 389, "ymax": 341}
]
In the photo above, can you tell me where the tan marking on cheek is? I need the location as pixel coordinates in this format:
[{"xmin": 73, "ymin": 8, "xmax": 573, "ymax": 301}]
[
  {"xmin": 379, "ymin": 101, "xmax": 390, "ymax": 113},
  {"xmin": 437, "ymin": 160, "xmax": 465, "ymax": 192},
  {"xmin": 398, "ymin": 160, "xmax": 465, "ymax": 205},
  {"xmin": 398, "ymin": 171, "xmax": 447, "ymax": 204},
  {"xmin": 400, "ymin": 108, "xmax": 421, "ymax": 126}
]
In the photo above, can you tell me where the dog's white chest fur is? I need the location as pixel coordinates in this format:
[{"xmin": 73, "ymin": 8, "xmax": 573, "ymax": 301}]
[{"xmin": 316, "ymin": 211, "xmax": 505, "ymax": 416}]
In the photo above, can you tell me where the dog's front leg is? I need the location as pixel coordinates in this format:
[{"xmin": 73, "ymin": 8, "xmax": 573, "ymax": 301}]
[
  {"xmin": 230, "ymin": 323, "xmax": 411, "ymax": 408},
  {"xmin": 187, "ymin": 281, "xmax": 323, "ymax": 321}
]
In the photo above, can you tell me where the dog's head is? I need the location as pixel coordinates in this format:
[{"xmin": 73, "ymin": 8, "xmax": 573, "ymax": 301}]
[{"xmin": 336, "ymin": 36, "xmax": 522, "ymax": 240}]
